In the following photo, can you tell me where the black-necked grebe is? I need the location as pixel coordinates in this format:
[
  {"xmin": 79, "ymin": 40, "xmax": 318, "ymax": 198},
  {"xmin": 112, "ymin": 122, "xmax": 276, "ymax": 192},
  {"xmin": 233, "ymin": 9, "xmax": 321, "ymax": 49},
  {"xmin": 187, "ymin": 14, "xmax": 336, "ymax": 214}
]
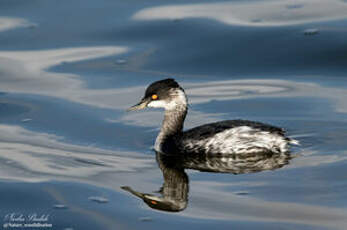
[{"xmin": 128, "ymin": 78, "xmax": 298, "ymax": 155}]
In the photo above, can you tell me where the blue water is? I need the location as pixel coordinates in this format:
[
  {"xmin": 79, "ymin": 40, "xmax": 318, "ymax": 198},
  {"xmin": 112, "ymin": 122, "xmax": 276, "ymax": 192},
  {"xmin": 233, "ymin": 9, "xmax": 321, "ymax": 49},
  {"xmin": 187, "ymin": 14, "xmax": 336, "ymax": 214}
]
[{"xmin": 0, "ymin": 0, "xmax": 347, "ymax": 229}]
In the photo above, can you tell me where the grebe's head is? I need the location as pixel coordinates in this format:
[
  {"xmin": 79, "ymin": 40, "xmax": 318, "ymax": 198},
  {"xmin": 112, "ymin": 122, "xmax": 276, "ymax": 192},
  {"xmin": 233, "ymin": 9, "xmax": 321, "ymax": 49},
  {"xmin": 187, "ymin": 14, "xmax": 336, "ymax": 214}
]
[{"xmin": 128, "ymin": 78, "xmax": 187, "ymax": 111}]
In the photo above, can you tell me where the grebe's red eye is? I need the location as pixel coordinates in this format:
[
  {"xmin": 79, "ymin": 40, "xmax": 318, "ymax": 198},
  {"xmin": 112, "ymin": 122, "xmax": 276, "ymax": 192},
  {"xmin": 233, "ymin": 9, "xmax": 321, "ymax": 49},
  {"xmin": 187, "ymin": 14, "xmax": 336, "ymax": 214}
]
[{"xmin": 151, "ymin": 94, "xmax": 158, "ymax": 100}]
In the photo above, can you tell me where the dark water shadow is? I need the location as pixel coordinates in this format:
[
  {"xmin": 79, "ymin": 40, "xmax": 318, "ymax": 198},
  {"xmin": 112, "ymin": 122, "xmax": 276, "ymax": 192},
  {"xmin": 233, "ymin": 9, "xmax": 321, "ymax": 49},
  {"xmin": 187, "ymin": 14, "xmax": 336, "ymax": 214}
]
[{"xmin": 122, "ymin": 151, "xmax": 292, "ymax": 212}]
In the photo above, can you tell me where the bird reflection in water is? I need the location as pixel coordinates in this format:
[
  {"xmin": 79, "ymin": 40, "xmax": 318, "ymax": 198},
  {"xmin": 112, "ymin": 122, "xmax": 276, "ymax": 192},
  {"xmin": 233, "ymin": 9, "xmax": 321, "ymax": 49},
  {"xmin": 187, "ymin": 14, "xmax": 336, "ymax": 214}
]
[{"xmin": 121, "ymin": 151, "xmax": 292, "ymax": 212}]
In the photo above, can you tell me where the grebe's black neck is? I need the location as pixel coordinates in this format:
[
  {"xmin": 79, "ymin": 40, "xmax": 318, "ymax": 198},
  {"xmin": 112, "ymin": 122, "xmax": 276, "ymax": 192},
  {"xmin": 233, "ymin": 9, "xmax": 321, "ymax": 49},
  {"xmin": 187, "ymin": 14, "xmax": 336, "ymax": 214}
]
[
  {"xmin": 155, "ymin": 89, "xmax": 188, "ymax": 151},
  {"xmin": 162, "ymin": 105, "xmax": 187, "ymax": 135}
]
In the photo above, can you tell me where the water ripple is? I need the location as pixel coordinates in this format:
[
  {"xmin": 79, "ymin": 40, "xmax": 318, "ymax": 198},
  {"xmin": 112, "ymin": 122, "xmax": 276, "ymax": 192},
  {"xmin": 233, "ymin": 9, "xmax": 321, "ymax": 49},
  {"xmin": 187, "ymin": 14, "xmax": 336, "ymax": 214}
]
[
  {"xmin": 133, "ymin": 0, "xmax": 347, "ymax": 26},
  {"xmin": 0, "ymin": 17, "xmax": 36, "ymax": 32},
  {"xmin": 0, "ymin": 124, "xmax": 153, "ymax": 182}
]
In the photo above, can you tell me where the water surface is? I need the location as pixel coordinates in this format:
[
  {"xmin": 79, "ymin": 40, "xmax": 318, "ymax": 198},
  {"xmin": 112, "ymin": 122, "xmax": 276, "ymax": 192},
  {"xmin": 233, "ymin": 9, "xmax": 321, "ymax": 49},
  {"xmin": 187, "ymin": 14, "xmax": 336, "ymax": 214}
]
[{"xmin": 0, "ymin": 0, "xmax": 347, "ymax": 229}]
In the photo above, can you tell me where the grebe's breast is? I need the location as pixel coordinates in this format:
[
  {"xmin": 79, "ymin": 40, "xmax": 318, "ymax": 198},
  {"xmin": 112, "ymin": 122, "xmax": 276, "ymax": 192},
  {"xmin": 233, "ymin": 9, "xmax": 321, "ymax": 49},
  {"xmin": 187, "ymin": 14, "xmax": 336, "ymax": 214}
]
[{"xmin": 179, "ymin": 120, "xmax": 296, "ymax": 155}]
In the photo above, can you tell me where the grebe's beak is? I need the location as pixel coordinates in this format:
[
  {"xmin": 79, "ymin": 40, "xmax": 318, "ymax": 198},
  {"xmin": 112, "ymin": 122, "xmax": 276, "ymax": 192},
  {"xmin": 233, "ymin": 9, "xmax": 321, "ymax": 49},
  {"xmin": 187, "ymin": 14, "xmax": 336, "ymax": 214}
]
[
  {"xmin": 127, "ymin": 98, "xmax": 150, "ymax": 111},
  {"xmin": 121, "ymin": 186, "xmax": 145, "ymax": 199}
]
